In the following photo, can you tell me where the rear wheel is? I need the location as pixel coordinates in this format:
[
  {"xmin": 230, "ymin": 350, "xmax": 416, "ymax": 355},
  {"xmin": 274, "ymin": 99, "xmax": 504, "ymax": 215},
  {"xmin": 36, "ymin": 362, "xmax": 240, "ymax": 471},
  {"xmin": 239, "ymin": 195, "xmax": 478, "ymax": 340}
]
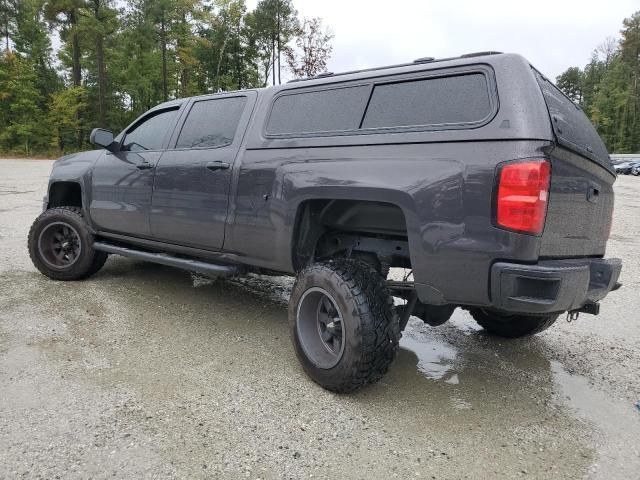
[
  {"xmin": 469, "ymin": 308, "xmax": 558, "ymax": 338},
  {"xmin": 289, "ymin": 259, "xmax": 400, "ymax": 392},
  {"xmin": 28, "ymin": 207, "xmax": 108, "ymax": 281}
]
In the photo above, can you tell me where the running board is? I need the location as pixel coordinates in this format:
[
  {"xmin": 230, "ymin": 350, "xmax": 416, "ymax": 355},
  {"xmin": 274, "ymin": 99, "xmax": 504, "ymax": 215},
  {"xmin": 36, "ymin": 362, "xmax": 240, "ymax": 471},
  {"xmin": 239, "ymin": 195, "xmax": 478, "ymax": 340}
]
[
  {"xmin": 387, "ymin": 280, "xmax": 415, "ymax": 291},
  {"xmin": 93, "ymin": 242, "xmax": 241, "ymax": 277}
]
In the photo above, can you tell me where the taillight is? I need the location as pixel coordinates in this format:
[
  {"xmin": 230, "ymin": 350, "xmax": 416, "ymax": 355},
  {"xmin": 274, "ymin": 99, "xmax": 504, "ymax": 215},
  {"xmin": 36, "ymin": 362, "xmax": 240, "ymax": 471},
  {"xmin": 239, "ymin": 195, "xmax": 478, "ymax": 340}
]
[{"xmin": 496, "ymin": 159, "xmax": 550, "ymax": 235}]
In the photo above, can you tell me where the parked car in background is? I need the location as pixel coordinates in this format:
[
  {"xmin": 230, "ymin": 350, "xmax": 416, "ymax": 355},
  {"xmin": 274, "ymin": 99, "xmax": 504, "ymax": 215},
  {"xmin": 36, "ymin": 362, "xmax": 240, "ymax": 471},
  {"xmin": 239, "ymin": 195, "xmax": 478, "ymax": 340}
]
[
  {"xmin": 615, "ymin": 160, "xmax": 640, "ymax": 174},
  {"xmin": 613, "ymin": 161, "xmax": 633, "ymax": 173},
  {"xmin": 611, "ymin": 154, "xmax": 640, "ymax": 175}
]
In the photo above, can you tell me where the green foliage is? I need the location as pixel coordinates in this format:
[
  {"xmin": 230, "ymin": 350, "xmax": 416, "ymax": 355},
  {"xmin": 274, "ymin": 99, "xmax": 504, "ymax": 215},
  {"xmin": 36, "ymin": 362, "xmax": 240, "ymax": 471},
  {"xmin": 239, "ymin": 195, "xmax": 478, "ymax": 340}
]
[
  {"xmin": 0, "ymin": 0, "xmax": 332, "ymax": 155},
  {"xmin": 0, "ymin": 0, "xmax": 328, "ymax": 156},
  {"xmin": 0, "ymin": 51, "xmax": 50, "ymax": 154},
  {"xmin": 3, "ymin": 1, "xmax": 639, "ymax": 157},
  {"xmin": 48, "ymin": 86, "xmax": 88, "ymax": 152},
  {"xmin": 557, "ymin": 11, "xmax": 640, "ymax": 153},
  {"xmin": 556, "ymin": 66, "xmax": 584, "ymax": 103},
  {"xmin": 247, "ymin": 0, "xmax": 298, "ymax": 86}
]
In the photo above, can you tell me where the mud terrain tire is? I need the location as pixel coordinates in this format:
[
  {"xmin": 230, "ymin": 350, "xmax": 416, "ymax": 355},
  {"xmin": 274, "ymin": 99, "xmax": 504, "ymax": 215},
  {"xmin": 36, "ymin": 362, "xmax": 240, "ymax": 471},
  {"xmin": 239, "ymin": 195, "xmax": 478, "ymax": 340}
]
[
  {"xmin": 28, "ymin": 207, "xmax": 108, "ymax": 281},
  {"xmin": 289, "ymin": 259, "xmax": 400, "ymax": 393}
]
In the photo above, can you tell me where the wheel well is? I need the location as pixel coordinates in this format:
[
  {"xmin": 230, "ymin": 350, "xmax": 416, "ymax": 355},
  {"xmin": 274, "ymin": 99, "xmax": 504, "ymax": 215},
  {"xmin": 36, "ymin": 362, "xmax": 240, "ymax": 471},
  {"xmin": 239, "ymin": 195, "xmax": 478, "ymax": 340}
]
[
  {"xmin": 292, "ymin": 199, "xmax": 410, "ymax": 271},
  {"xmin": 48, "ymin": 182, "xmax": 82, "ymax": 209}
]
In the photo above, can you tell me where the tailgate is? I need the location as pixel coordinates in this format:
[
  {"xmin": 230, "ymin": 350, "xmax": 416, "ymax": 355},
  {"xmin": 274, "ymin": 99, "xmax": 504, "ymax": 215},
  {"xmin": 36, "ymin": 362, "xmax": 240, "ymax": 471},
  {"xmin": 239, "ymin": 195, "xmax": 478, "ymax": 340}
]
[
  {"xmin": 531, "ymin": 67, "xmax": 616, "ymax": 258},
  {"xmin": 540, "ymin": 147, "xmax": 615, "ymax": 257}
]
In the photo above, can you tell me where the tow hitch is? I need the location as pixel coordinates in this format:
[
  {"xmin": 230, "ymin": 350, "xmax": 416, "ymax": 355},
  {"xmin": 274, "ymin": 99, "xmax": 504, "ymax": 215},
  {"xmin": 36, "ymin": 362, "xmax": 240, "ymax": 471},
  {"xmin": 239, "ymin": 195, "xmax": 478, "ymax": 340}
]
[{"xmin": 566, "ymin": 301, "xmax": 601, "ymax": 322}]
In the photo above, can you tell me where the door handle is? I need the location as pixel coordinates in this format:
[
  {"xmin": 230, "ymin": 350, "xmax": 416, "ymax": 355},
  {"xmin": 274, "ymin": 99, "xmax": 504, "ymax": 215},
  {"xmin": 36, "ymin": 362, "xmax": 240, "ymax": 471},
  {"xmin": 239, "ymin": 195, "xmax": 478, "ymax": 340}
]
[
  {"xmin": 136, "ymin": 161, "xmax": 154, "ymax": 170},
  {"xmin": 206, "ymin": 161, "xmax": 230, "ymax": 172}
]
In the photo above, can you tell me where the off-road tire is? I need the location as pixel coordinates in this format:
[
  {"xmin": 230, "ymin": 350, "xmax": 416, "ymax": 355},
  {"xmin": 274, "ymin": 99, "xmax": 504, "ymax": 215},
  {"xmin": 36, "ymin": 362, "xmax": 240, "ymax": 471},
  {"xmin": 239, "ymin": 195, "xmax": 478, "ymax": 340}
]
[
  {"xmin": 289, "ymin": 259, "xmax": 400, "ymax": 393},
  {"xmin": 28, "ymin": 207, "xmax": 108, "ymax": 281},
  {"xmin": 469, "ymin": 308, "xmax": 558, "ymax": 338}
]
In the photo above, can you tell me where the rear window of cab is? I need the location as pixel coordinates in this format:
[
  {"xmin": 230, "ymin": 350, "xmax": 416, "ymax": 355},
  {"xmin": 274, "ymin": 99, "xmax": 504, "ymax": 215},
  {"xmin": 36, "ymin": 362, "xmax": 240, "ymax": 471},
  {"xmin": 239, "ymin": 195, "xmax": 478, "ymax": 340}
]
[{"xmin": 265, "ymin": 68, "xmax": 497, "ymax": 137}]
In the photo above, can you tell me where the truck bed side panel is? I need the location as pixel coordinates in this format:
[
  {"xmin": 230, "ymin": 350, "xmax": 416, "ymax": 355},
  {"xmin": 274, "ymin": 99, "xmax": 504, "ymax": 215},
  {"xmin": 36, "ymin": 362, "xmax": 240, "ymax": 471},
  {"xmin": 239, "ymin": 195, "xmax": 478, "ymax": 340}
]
[{"xmin": 227, "ymin": 140, "xmax": 552, "ymax": 306}]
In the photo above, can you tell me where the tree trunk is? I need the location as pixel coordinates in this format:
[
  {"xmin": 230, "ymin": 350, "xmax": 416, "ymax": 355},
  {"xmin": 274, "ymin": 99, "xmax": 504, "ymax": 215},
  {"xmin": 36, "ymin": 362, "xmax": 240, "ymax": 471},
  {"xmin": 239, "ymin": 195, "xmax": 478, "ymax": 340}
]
[
  {"xmin": 96, "ymin": 35, "xmax": 106, "ymax": 124},
  {"xmin": 68, "ymin": 10, "xmax": 83, "ymax": 148},
  {"xmin": 94, "ymin": 1, "xmax": 106, "ymax": 125},
  {"xmin": 271, "ymin": 34, "xmax": 276, "ymax": 86},
  {"xmin": 276, "ymin": 3, "xmax": 281, "ymax": 85},
  {"xmin": 160, "ymin": 11, "xmax": 168, "ymax": 101},
  {"xmin": 216, "ymin": 36, "xmax": 228, "ymax": 91},
  {"xmin": 236, "ymin": 17, "xmax": 242, "ymax": 89},
  {"xmin": 70, "ymin": 11, "xmax": 81, "ymax": 87},
  {"xmin": 4, "ymin": 12, "xmax": 8, "ymax": 52},
  {"xmin": 3, "ymin": 0, "xmax": 10, "ymax": 52},
  {"xmin": 262, "ymin": 58, "xmax": 270, "ymax": 87},
  {"xmin": 178, "ymin": 11, "xmax": 188, "ymax": 97}
]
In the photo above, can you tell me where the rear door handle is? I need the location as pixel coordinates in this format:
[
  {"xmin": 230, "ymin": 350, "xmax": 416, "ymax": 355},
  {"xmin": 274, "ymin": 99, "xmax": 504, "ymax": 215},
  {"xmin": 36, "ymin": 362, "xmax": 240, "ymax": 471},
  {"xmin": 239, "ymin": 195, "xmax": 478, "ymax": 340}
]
[
  {"xmin": 136, "ymin": 161, "xmax": 154, "ymax": 170},
  {"xmin": 206, "ymin": 161, "xmax": 230, "ymax": 172}
]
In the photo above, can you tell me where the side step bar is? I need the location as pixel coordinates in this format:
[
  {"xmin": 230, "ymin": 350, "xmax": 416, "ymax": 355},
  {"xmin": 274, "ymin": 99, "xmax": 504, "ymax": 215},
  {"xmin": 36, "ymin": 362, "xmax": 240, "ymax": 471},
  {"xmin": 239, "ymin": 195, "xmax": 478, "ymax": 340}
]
[
  {"xmin": 93, "ymin": 242, "xmax": 242, "ymax": 278},
  {"xmin": 386, "ymin": 280, "xmax": 415, "ymax": 291}
]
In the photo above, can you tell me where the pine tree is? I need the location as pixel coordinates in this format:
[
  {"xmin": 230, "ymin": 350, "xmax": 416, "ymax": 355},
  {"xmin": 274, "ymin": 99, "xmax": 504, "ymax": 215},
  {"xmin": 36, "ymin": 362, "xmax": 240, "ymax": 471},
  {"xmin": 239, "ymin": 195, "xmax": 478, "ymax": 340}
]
[
  {"xmin": 556, "ymin": 10, "xmax": 640, "ymax": 153},
  {"xmin": 44, "ymin": 0, "xmax": 85, "ymax": 87},
  {"xmin": 0, "ymin": 52, "xmax": 50, "ymax": 154}
]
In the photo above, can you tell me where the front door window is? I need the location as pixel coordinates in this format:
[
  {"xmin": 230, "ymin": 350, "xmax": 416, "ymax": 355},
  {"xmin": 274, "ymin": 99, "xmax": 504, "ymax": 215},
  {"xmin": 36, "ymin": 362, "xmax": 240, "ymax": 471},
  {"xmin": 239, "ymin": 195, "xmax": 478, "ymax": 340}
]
[{"xmin": 122, "ymin": 108, "xmax": 179, "ymax": 152}]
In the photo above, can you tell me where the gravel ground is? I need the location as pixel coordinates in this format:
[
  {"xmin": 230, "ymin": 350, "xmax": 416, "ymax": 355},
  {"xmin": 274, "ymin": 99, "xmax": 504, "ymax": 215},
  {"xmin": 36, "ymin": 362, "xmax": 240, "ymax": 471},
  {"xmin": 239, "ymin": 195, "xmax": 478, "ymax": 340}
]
[{"xmin": 0, "ymin": 159, "xmax": 639, "ymax": 479}]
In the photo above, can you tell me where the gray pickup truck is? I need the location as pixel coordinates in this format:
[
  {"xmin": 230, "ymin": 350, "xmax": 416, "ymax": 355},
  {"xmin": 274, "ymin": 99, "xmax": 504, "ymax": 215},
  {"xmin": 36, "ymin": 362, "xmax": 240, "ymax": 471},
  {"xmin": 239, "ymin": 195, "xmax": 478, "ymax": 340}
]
[{"xmin": 28, "ymin": 52, "xmax": 622, "ymax": 392}]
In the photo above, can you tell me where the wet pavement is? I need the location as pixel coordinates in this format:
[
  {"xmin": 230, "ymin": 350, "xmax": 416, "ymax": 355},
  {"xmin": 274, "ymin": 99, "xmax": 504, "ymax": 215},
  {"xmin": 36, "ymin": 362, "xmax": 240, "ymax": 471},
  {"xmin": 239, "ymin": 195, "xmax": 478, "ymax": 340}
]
[{"xmin": 1, "ymin": 159, "xmax": 639, "ymax": 479}]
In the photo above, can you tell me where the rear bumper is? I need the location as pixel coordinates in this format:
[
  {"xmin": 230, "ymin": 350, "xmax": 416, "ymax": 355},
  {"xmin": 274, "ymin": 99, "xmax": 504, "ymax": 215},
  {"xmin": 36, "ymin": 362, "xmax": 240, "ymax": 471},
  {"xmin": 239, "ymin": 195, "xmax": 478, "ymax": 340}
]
[{"xmin": 490, "ymin": 258, "xmax": 622, "ymax": 314}]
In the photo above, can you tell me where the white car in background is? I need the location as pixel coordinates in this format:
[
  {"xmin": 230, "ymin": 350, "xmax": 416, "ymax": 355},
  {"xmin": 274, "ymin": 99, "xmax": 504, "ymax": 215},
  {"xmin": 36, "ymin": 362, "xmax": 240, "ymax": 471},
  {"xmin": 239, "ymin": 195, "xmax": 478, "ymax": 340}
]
[{"xmin": 613, "ymin": 160, "xmax": 640, "ymax": 175}]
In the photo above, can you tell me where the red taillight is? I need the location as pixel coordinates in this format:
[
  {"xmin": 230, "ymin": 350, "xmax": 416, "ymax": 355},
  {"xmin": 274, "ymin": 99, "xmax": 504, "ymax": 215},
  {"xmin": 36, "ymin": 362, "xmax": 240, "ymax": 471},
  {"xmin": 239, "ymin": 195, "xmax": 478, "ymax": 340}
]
[{"xmin": 496, "ymin": 160, "xmax": 550, "ymax": 235}]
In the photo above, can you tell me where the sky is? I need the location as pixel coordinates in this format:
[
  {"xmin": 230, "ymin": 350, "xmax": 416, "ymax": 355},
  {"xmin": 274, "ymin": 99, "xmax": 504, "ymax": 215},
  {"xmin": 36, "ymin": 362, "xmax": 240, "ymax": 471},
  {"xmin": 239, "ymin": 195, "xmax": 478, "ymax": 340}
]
[{"xmin": 249, "ymin": 0, "xmax": 640, "ymax": 81}]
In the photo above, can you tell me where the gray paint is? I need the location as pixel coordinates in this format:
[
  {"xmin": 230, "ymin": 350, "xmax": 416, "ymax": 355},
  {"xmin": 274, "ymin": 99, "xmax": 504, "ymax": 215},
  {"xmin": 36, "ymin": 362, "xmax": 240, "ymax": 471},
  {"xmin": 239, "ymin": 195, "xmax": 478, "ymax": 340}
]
[
  {"xmin": 149, "ymin": 92, "xmax": 257, "ymax": 249},
  {"xmin": 44, "ymin": 52, "xmax": 619, "ymax": 311}
]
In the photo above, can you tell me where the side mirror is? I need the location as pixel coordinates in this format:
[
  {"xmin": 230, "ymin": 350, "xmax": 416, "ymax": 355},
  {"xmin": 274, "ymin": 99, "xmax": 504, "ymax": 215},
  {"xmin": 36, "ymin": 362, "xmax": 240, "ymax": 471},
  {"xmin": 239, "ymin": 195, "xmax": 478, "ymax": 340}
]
[{"xmin": 90, "ymin": 128, "xmax": 116, "ymax": 152}]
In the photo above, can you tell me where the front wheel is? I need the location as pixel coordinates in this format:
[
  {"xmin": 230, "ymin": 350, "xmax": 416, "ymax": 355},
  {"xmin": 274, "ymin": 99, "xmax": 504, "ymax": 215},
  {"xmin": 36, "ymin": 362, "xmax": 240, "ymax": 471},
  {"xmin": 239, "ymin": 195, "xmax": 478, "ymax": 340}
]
[
  {"xmin": 289, "ymin": 259, "xmax": 400, "ymax": 393},
  {"xmin": 28, "ymin": 207, "xmax": 108, "ymax": 281},
  {"xmin": 469, "ymin": 308, "xmax": 558, "ymax": 338}
]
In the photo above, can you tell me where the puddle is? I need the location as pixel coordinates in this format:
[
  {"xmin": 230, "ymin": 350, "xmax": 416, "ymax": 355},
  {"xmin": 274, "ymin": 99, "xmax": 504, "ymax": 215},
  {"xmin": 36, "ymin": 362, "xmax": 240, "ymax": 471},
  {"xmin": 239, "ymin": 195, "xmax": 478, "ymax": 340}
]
[
  {"xmin": 200, "ymin": 268, "xmax": 464, "ymax": 385},
  {"xmin": 552, "ymin": 361, "xmax": 640, "ymax": 479},
  {"xmin": 399, "ymin": 326, "xmax": 458, "ymax": 381}
]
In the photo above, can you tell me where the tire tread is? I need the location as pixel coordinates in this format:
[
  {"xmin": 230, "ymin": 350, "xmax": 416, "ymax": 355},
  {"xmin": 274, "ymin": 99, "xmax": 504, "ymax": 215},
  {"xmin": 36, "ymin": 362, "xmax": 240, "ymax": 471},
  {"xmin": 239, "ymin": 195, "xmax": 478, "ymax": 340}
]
[
  {"xmin": 28, "ymin": 207, "xmax": 108, "ymax": 281},
  {"xmin": 290, "ymin": 259, "xmax": 400, "ymax": 393}
]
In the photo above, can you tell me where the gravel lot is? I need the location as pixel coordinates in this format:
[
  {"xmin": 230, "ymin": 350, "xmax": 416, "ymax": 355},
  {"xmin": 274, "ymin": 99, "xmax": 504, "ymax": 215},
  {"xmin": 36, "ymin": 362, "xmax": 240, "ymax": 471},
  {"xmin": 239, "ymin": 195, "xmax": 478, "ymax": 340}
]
[{"xmin": 1, "ymin": 159, "xmax": 639, "ymax": 479}]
